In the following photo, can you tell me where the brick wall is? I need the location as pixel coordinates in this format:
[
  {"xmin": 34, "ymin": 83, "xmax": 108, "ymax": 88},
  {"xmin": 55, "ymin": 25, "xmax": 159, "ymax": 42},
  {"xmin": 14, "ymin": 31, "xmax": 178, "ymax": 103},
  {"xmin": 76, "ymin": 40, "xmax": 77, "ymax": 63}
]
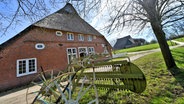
[{"xmin": 0, "ymin": 26, "xmax": 111, "ymax": 92}]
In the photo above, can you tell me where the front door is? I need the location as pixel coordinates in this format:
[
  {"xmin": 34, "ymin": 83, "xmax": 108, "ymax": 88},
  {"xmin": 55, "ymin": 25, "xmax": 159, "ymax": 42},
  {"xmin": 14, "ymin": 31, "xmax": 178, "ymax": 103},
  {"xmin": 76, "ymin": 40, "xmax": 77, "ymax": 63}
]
[
  {"xmin": 78, "ymin": 47, "xmax": 88, "ymax": 58},
  {"xmin": 67, "ymin": 48, "xmax": 77, "ymax": 64}
]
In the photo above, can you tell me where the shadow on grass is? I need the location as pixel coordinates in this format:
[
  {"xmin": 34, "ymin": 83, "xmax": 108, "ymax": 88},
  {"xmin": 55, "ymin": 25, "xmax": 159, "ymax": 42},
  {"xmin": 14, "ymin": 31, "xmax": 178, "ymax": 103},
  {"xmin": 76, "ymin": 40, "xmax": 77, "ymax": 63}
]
[
  {"xmin": 170, "ymin": 48, "xmax": 184, "ymax": 88},
  {"xmin": 169, "ymin": 67, "xmax": 184, "ymax": 88}
]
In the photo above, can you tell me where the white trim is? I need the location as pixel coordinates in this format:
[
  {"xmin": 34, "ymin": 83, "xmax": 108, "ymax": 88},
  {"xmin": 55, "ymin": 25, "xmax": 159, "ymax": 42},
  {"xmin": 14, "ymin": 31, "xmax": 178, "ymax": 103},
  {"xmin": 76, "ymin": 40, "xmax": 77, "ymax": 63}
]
[
  {"xmin": 78, "ymin": 34, "xmax": 84, "ymax": 41},
  {"xmin": 56, "ymin": 31, "xmax": 63, "ymax": 36},
  {"xmin": 103, "ymin": 45, "xmax": 109, "ymax": 54},
  {"xmin": 66, "ymin": 48, "xmax": 77, "ymax": 64},
  {"xmin": 35, "ymin": 43, "xmax": 45, "ymax": 50},
  {"xmin": 78, "ymin": 47, "xmax": 88, "ymax": 58},
  {"xmin": 16, "ymin": 58, "xmax": 37, "ymax": 77},
  {"xmin": 87, "ymin": 35, "xmax": 92, "ymax": 41},
  {"xmin": 88, "ymin": 47, "xmax": 95, "ymax": 54},
  {"xmin": 67, "ymin": 33, "xmax": 74, "ymax": 40}
]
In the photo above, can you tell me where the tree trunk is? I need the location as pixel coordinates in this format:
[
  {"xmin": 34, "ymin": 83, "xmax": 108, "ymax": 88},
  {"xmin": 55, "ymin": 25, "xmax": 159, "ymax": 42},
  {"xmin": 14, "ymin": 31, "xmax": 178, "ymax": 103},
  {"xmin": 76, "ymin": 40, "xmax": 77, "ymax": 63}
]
[{"xmin": 150, "ymin": 22, "xmax": 177, "ymax": 70}]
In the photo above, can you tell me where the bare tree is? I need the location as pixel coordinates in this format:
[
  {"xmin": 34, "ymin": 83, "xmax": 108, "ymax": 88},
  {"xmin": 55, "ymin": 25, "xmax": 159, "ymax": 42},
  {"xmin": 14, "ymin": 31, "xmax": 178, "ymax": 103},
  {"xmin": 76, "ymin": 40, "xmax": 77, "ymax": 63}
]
[
  {"xmin": 73, "ymin": 0, "xmax": 184, "ymax": 71},
  {"xmin": 122, "ymin": 0, "xmax": 183, "ymax": 70},
  {"xmin": 0, "ymin": 0, "xmax": 101, "ymax": 37},
  {"xmin": 85, "ymin": 0, "xmax": 184, "ymax": 70},
  {"xmin": 0, "ymin": 0, "xmax": 52, "ymax": 36},
  {"xmin": 1, "ymin": 0, "xmax": 184, "ymax": 71}
]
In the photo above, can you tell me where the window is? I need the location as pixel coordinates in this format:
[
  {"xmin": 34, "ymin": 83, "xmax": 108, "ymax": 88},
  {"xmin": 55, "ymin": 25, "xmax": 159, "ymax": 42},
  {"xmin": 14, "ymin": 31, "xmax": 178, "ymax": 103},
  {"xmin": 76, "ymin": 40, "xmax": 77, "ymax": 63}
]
[
  {"xmin": 17, "ymin": 58, "xmax": 37, "ymax": 77},
  {"xmin": 88, "ymin": 47, "xmax": 95, "ymax": 55},
  {"xmin": 67, "ymin": 33, "xmax": 74, "ymax": 40},
  {"xmin": 78, "ymin": 47, "xmax": 88, "ymax": 58},
  {"xmin": 35, "ymin": 43, "xmax": 45, "ymax": 50},
  {"xmin": 103, "ymin": 45, "xmax": 109, "ymax": 54},
  {"xmin": 56, "ymin": 31, "xmax": 63, "ymax": 36},
  {"xmin": 78, "ymin": 34, "xmax": 84, "ymax": 41},
  {"xmin": 67, "ymin": 48, "xmax": 77, "ymax": 64},
  {"xmin": 88, "ymin": 35, "xmax": 92, "ymax": 41}
]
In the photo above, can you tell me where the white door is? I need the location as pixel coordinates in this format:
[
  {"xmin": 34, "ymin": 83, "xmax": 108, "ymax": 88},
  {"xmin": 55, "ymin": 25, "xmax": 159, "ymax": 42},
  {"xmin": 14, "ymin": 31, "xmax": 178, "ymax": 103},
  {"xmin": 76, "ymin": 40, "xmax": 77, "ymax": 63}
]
[
  {"xmin": 78, "ymin": 47, "xmax": 88, "ymax": 58},
  {"xmin": 67, "ymin": 48, "xmax": 77, "ymax": 64}
]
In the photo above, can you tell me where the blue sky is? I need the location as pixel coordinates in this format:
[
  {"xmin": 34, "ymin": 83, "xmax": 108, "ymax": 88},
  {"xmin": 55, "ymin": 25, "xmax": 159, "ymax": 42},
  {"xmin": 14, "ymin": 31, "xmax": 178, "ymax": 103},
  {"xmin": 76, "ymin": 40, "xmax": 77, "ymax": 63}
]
[{"xmin": 0, "ymin": 1, "xmax": 154, "ymax": 46}]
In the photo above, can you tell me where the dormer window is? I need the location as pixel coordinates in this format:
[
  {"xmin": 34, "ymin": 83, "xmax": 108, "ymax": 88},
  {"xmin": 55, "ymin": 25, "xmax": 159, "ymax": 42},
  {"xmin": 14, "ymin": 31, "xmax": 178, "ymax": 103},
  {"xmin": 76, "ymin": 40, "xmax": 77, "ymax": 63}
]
[
  {"xmin": 35, "ymin": 43, "xmax": 45, "ymax": 50},
  {"xmin": 78, "ymin": 34, "xmax": 84, "ymax": 41},
  {"xmin": 56, "ymin": 31, "xmax": 63, "ymax": 36},
  {"xmin": 67, "ymin": 33, "xmax": 74, "ymax": 40},
  {"xmin": 88, "ymin": 35, "xmax": 92, "ymax": 41}
]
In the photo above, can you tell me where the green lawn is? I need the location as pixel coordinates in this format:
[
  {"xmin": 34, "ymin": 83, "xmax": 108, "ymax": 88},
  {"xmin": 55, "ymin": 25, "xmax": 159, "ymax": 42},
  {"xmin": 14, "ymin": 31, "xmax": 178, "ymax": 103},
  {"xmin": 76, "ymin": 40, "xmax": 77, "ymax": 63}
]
[
  {"xmin": 175, "ymin": 37, "xmax": 184, "ymax": 42},
  {"xmin": 114, "ymin": 41, "xmax": 175, "ymax": 54},
  {"xmin": 96, "ymin": 46, "xmax": 184, "ymax": 104}
]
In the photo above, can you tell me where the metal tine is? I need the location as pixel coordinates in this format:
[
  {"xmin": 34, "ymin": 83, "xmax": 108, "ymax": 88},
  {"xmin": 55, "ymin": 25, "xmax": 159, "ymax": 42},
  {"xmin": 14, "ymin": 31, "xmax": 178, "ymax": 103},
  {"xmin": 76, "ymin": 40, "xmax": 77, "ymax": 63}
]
[
  {"xmin": 38, "ymin": 75, "xmax": 44, "ymax": 83},
  {"xmin": 27, "ymin": 90, "xmax": 40, "ymax": 95},
  {"xmin": 41, "ymin": 72, "xmax": 47, "ymax": 81},
  {"xmin": 31, "ymin": 81, "xmax": 42, "ymax": 87},
  {"xmin": 136, "ymin": 78, "xmax": 140, "ymax": 91},
  {"xmin": 51, "ymin": 70, "xmax": 53, "ymax": 79}
]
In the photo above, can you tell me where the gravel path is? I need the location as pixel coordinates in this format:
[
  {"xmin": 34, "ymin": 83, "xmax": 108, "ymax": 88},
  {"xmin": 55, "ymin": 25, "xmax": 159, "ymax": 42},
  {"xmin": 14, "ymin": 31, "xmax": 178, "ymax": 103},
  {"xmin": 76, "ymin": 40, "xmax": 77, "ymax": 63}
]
[
  {"xmin": 0, "ymin": 40, "xmax": 183, "ymax": 104},
  {"xmin": 113, "ymin": 40, "xmax": 184, "ymax": 61}
]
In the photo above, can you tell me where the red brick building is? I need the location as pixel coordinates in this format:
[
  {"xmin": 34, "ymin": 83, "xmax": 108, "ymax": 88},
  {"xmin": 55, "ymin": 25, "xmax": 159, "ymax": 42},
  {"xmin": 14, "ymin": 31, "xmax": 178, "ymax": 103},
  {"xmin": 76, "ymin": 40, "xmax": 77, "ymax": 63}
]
[{"xmin": 0, "ymin": 3, "xmax": 112, "ymax": 92}]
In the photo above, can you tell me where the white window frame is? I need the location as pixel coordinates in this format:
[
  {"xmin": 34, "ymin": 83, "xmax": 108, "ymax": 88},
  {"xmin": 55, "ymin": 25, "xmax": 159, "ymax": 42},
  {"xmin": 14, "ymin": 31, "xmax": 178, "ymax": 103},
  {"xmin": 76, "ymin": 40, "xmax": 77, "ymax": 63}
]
[
  {"xmin": 78, "ymin": 34, "xmax": 84, "ymax": 41},
  {"xmin": 56, "ymin": 31, "xmax": 63, "ymax": 36},
  {"xmin": 103, "ymin": 45, "xmax": 109, "ymax": 54},
  {"xmin": 88, "ymin": 35, "xmax": 92, "ymax": 41},
  {"xmin": 78, "ymin": 47, "xmax": 88, "ymax": 58},
  {"xmin": 67, "ymin": 48, "xmax": 77, "ymax": 64},
  {"xmin": 67, "ymin": 33, "xmax": 74, "ymax": 40},
  {"xmin": 35, "ymin": 43, "xmax": 45, "ymax": 50},
  {"xmin": 88, "ymin": 47, "xmax": 95, "ymax": 54},
  {"xmin": 16, "ymin": 58, "xmax": 37, "ymax": 77}
]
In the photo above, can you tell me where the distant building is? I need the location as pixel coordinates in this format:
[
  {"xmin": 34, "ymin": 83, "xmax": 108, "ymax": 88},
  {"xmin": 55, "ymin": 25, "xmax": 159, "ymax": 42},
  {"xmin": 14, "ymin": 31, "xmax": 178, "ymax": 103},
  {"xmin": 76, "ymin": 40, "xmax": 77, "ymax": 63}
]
[
  {"xmin": 0, "ymin": 3, "xmax": 112, "ymax": 92},
  {"xmin": 113, "ymin": 35, "xmax": 145, "ymax": 50}
]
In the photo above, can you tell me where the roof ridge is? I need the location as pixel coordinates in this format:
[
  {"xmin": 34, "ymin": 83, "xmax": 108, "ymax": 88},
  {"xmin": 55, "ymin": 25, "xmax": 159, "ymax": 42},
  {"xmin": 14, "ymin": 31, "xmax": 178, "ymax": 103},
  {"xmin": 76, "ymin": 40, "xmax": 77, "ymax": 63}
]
[{"xmin": 56, "ymin": 3, "xmax": 78, "ymax": 15}]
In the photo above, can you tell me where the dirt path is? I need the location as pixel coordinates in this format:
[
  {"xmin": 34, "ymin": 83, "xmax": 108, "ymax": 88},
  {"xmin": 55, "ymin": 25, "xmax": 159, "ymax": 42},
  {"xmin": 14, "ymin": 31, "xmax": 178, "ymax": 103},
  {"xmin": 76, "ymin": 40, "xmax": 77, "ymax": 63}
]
[
  {"xmin": 0, "ymin": 85, "xmax": 40, "ymax": 104},
  {"xmin": 113, "ymin": 40, "xmax": 184, "ymax": 61},
  {"xmin": 0, "ymin": 88, "xmax": 28, "ymax": 104},
  {"xmin": 0, "ymin": 40, "xmax": 183, "ymax": 104}
]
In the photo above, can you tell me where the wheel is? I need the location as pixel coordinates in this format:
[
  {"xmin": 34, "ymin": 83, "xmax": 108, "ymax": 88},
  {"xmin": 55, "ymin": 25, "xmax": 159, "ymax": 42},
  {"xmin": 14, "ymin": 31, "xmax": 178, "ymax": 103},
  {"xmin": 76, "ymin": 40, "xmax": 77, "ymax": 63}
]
[
  {"xmin": 26, "ymin": 69, "xmax": 63, "ymax": 104},
  {"xmin": 53, "ymin": 73, "xmax": 99, "ymax": 104},
  {"xmin": 26, "ymin": 71, "xmax": 98, "ymax": 104}
]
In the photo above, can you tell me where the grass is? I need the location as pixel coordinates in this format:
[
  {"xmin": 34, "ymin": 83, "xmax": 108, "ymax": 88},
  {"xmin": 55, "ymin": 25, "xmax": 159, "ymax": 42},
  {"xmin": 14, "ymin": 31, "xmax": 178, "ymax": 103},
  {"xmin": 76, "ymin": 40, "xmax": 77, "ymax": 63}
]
[
  {"xmin": 3, "ymin": 46, "xmax": 183, "ymax": 104},
  {"xmin": 130, "ymin": 47, "xmax": 184, "ymax": 104},
  {"xmin": 175, "ymin": 37, "xmax": 184, "ymax": 42},
  {"xmin": 114, "ymin": 41, "xmax": 176, "ymax": 54},
  {"xmin": 79, "ymin": 46, "xmax": 184, "ymax": 104}
]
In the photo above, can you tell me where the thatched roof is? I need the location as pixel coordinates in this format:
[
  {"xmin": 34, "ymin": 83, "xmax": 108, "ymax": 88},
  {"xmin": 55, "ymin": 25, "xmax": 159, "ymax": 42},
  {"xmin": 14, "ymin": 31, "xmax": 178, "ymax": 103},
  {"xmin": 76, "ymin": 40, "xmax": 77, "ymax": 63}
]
[
  {"xmin": 34, "ymin": 3, "xmax": 102, "ymax": 36},
  {"xmin": 0, "ymin": 3, "xmax": 103, "ymax": 51},
  {"xmin": 113, "ymin": 35, "xmax": 135, "ymax": 50}
]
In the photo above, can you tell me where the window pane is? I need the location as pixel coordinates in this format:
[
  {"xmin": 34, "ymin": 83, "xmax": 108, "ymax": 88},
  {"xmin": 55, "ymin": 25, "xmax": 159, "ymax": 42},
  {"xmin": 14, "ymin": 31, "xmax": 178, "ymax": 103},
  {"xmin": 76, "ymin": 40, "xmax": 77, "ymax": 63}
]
[
  {"xmin": 72, "ymin": 49, "xmax": 76, "ymax": 53},
  {"xmin": 68, "ymin": 49, "xmax": 72, "ymax": 54},
  {"xmin": 18, "ymin": 60, "xmax": 26, "ymax": 74},
  {"xmin": 29, "ymin": 59, "xmax": 36, "ymax": 72},
  {"xmin": 71, "ymin": 34, "xmax": 74, "ymax": 40},
  {"xmin": 78, "ymin": 34, "xmax": 84, "ymax": 41},
  {"xmin": 67, "ymin": 33, "xmax": 74, "ymax": 40},
  {"xmin": 88, "ymin": 35, "xmax": 92, "ymax": 41}
]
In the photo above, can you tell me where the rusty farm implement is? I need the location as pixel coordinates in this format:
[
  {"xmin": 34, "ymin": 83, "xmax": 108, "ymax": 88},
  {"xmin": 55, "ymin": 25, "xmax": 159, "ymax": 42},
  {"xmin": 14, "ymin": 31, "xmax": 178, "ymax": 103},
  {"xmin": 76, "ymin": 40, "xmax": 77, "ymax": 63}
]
[{"xmin": 26, "ymin": 55, "xmax": 146, "ymax": 104}]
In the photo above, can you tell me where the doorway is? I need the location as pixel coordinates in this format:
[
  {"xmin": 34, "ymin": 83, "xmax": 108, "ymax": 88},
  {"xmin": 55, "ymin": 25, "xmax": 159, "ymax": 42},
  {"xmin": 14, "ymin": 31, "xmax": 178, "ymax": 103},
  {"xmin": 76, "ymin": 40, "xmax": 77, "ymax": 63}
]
[{"xmin": 78, "ymin": 47, "xmax": 88, "ymax": 58}]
